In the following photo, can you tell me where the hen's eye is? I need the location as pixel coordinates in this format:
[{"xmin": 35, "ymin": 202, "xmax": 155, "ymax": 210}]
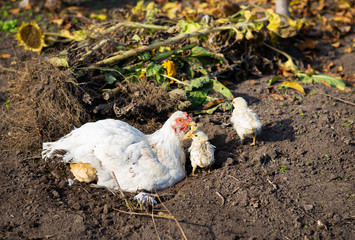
[{"xmin": 177, "ymin": 118, "xmax": 183, "ymax": 122}]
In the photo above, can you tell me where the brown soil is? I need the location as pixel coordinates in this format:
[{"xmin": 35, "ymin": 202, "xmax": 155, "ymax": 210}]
[{"xmin": 1, "ymin": 2, "xmax": 355, "ymax": 240}]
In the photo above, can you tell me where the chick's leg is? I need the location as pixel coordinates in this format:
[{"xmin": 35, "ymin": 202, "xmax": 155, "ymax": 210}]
[
  {"xmin": 250, "ymin": 135, "xmax": 256, "ymax": 146},
  {"xmin": 191, "ymin": 166, "xmax": 197, "ymax": 177}
]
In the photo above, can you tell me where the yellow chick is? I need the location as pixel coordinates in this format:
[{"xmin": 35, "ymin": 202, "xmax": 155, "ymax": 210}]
[
  {"xmin": 231, "ymin": 97, "xmax": 262, "ymax": 146},
  {"xmin": 184, "ymin": 127, "xmax": 215, "ymax": 176},
  {"xmin": 70, "ymin": 163, "xmax": 98, "ymax": 183}
]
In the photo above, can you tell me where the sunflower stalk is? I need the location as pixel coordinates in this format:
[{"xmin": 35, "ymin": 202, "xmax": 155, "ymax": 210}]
[{"xmin": 89, "ymin": 22, "xmax": 253, "ymax": 68}]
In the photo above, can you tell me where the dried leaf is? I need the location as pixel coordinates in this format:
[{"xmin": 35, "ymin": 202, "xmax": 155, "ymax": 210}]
[
  {"xmin": 280, "ymin": 81, "xmax": 306, "ymax": 95},
  {"xmin": 0, "ymin": 53, "xmax": 11, "ymax": 59},
  {"xmin": 344, "ymin": 47, "xmax": 352, "ymax": 53},
  {"xmin": 203, "ymin": 99, "xmax": 225, "ymax": 110},
  {"xmin": 9, "ymin": 8, "xmax": 21, "ymax": 14},
  {"xmin": 331, "ymin": 41, "xmax": 340, "ymax": 48},
  {"xmin": 332, "ymin": 16, "xmax": 352, "ymax": 23},
  {"xmin": 269, "ymin": 93, "xmax": 284, "ymax": 101},
  {"xmin": 298, "ymin": 39, "xmax": 318, "ymax": 51},
  {"xmin": 90, "ymin": 13, "xmax": 107, "ymax": 20}
]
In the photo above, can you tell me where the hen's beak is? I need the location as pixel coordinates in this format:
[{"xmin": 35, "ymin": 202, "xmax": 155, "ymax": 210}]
[
  {"xmin": 183, "ymin": 122, "xmax": 198, "ymax": 141},
  {"xmin": 182, "ymin": 131, "xmax": 193, "ymax": 141}
]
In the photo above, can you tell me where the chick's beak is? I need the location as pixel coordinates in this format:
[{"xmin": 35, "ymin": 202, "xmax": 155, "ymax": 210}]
[{"xmin": 182, "ymin": 131, "xmax": 193, "ymax": 141}]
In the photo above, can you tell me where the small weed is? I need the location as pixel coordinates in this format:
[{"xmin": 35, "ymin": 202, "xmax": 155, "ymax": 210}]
[
  {"xmin": 310, "ymin": 90, "xmax": 315, "ymax": 96},
  {"xmin": 341, "ymin": 120, "xmax": 354, "ymax": 127},
  {"xmin": 325, "ymin": 214, "xmax": 328, "ymax": 217},
  {"xmin": 349, "ymin": 194, "xmax": 354, "ymax": 198},
  {"xmin": 0, "ymin": 19, "xmax": 18, "ymax": 33},
  {"xmin": 324, "ymin": 154, "xmax": 328, "ymax": 157},
  {"xmin": 304, "ymin": 225, "xmax": 308, "ymax": 229},
  {"xmin": 279, "ymin": 123, "xmax": 283, "ymax": 126},
  {"xmin": 333, "ymin": 102, "xmax": 337, "ymax": 106},
  {"xmin": 300, "ymin": 112, "xmax": 304, "ymax": 116},
  {"xmin": 346, "ymin": 206, "xmax": 350, "ymax": 209},
  {"xmin": 292, "ymin": 205, "xmax": 296, "ymax": 209},
  {"xmin": 183, "ymin": 194, "xmax": 186, "ymax": 198},
  {"xmin": 3, "ymin": 100, "xmax": 10, "ymax": 110},
  {"xmin": 280, "ymin": 166, "xmax": 287, "ymax": 172},
  {"xmin": 35, "ymin": 14, "xmax": 44, "ymax": 22}
]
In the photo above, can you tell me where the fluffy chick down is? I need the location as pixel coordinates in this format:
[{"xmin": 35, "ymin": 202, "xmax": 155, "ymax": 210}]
[
  {"xmin": 184, "ymin": 125, "xmax": 215, "ymax": 176},
  {"xmin": 70, "ymin": 162, "xmax": 98, "ymax": 183},
  {"xmin": 231, "ymin": 97, "xmax": 262, "ymax": 145}
]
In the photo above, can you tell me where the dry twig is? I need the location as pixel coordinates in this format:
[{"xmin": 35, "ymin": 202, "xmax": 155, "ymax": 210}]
[
  {"xmin": 112, "ymin": 171, "xmax": 134, "ymax": 211},
  {"xmin": 315, "ymin": 87, "xmax": 355, "ymax": 106},
  {"xmin": 151, "ymin": 205, "xmax": 162, "ymax": 240},
  {"xmin": 156, "ymin": 191, "xmax": 188, "ymax": 240},
  {"xmin": 113, "ymin": 208, "xmax": 174, "ymax": 219},
  {"xmin": 215, "ymin": 191, "xmax": 225, "ymax": 207}
]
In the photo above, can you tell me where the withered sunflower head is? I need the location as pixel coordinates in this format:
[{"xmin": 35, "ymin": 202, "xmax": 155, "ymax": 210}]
[{"xmin": 16, "ymin": 22, "xmax": 45, "ymax": 53}]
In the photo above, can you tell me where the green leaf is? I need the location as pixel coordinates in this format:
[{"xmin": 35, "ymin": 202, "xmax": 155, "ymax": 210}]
[
  {"xmin": 211, "ymin": 79, "xmax": 233, "ymax": 99},
  {"xmin": 267, "ymin": 76, "xmax": 282, "ymax": 85},
  {"xmin": 187, "ymin": 89, "xmax": 208, "ymax": 109},
  {"xmin": 184, "ymin": 63, "xmax": 195, "ymax": 79},
  {"xmin": 298, "ymin": 73, "xmax": 346, "ymax": 90},
  {"xmin": 138, "ymin": 51, "xmax": 152, "ymax": 61},
  {"xmin": 179, "ymin": 20, "xmax": 201, "ymax": 34},
  {"xmin": 105, "ymin": 73, "xmax": 117, "ymax": 84},
  {"xmin": 184, "ymin": 57, "xmax": 209, "ymax": 75},
  {"xmin": 146, "ymin": 62, "xmax": 163, "ymax": 77},
  {"xmin": 190, "ymin": 46, "xmax": 225, "ymax": 64},
  {"xmin": 184, "ymin": 76, "xmax": 211, "ymax": 91},
  {"xmin": 155, "ymin": 74, "xmax": 164, "ymax": 83}
]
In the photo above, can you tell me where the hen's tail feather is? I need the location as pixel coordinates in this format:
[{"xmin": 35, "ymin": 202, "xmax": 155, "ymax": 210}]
[{"xmin": 42, "ymin": 142, "xmax": 67, "ymax": 161}]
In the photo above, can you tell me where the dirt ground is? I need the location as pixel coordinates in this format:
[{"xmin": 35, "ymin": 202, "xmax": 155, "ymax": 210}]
[{"xmin": 1, "ymin": 1, "xmax": 355, "ymax": 240}]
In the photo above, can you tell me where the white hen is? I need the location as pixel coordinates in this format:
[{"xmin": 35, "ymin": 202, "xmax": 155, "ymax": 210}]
[
  {"xmin": 231, "ymin": 97, "xmax": 262, "ymax": 146},
  {"xmin": 184, "ymin": 126, "xmax": 215, "ymax": 176},
  {"xmin": 42, "ymin": 111, "xmax": 192, "ymax": 192}
]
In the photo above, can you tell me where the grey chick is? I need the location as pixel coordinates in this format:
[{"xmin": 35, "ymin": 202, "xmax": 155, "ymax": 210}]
[{"xmin": 231, "ymin": 97, "xmax": 262, "ymax": 146}]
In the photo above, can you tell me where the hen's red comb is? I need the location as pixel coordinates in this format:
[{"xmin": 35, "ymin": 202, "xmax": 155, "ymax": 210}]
[{"xmin": 183, "ymin": 112, "xmax": 192, "ymax": 121}]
